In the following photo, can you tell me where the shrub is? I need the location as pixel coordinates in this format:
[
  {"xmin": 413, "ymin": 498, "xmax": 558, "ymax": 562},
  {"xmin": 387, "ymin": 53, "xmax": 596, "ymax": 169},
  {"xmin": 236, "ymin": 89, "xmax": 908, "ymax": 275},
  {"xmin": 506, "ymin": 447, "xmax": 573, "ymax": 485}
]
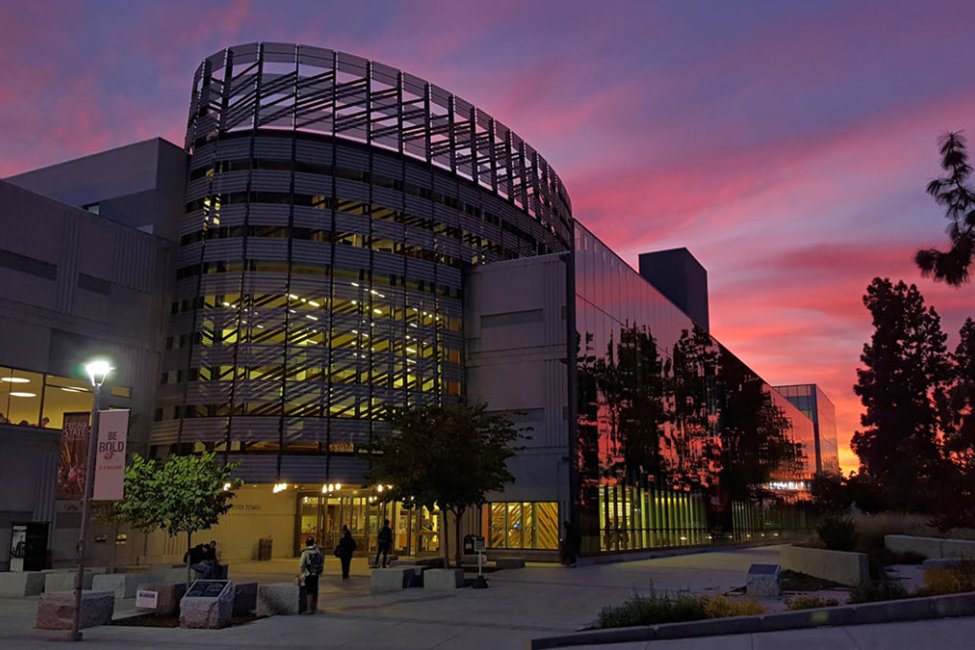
[
  {"xmin": 817, "ymin": 516, "xmax": 858, "ymax": 551},
  {"xmin": 920, "ymin": 562, "xmax": 975, "ymax": 595},
  {"xmin": 848, "ymin": 578, "xmax": 909, "ymax": 604},
  {"xmin": 854, "ymin": 513, "xmax": 934, "ymax": 556},
  {"xmin": 595, "ymin": 591, "xmax": 764, "ymax": 629},
  {"xmin": 701, "ymin": 595, "xmax": 764, "ymax": 618},
  {"xmin": 786, "ymin": 595, "xmax": 840, "ymax": 610}
]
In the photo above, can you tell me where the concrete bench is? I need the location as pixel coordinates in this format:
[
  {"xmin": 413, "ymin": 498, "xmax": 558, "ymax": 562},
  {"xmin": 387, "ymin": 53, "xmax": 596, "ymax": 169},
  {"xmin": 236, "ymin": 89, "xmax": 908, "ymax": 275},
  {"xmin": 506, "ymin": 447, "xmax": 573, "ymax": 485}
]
[
  {"xmin": 257, "ymin": 583, "xmax": 300, "ymax": 616},
  {"xmin": 0, "ymin": 571, "xmax": 46, "ymax": 597},
  {"xmin": 135, "ymin": 582, "xmax": 187, "ymax": 616},
  {"xmin": 423, "ymin": 568, "xmax": 465, "ymax": 590},
  {"xmin": 233, "ymin": 582, "xmax": 258, "ymax": 616},
  {"xmin": 36, "ymin": 590, "xmax": 114, "ymax": 630},
  {"xmin": 371, "ymin": 567, "xmax": 417, "ymax": 591},
  {"xmin": 91, "ymin": 573, "xmax": 145, "ymax": 599},
  {"xmin": 148, "ymin": 564, "xmax": 188, "ymax": 583},
  {"xmin": 494, "ymin": 558, "xmax": 526, "ymax": 569},
  {"xmin": 45, "ymin": 571, "xmax": 94, "ymax": 593},
  {"xmin": 887, "ymin": 535, "xmax": 975, "ymax": 560}
]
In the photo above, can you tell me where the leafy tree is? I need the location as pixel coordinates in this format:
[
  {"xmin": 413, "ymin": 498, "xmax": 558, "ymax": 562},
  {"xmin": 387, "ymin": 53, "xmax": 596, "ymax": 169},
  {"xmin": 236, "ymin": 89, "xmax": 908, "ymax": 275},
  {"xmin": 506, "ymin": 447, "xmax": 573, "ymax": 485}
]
[
  {"xmin": 371, "ymin": 401, "xmax": 525, "ymax": 568},
  {"xmin": 945, "ymin": 318, "xmax": 975, "ymax": 464},
  {"xmin": 851, "ymin": 278, "xmax": 951, "ymax": 511},
  {"xmin": 116, "ymin": 452, "xmax": 241, "ymax": 583},
  {"xmin": 716, "ymin": 348, "xmax": 796, "ymax": 503},
  {"xmin": 671, "ymin": 327, "xmax": 721, "ymax": 490},
  {"xmin": 810, "ymin": 472, "xmax": 853, "ymax": 515},
  {"xmin": 916, "ymin": 132, "xmax": 975, "ymax": 285},
  {"xmin": 594, "ymin": 325, "xmax": 669, "ymax": 485},
  {"xmin": 575, "ymin": 330, "xmax": 603, "ymax": 554}
]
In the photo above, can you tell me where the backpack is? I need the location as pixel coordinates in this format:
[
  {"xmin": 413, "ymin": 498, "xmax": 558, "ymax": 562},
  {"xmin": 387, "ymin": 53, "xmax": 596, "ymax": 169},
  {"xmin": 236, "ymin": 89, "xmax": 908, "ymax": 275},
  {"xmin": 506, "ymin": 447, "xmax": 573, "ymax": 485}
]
[{"xmin": 307, "ymin": 549, "xmax": 323, "ymax": 576}]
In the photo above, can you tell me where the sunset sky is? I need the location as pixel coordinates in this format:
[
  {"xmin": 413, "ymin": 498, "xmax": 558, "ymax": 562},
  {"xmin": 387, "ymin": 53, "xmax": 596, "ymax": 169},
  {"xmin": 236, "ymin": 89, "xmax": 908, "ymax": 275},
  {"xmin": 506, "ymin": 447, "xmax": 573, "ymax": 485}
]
[{"xmin": 2, "ymin": 0, "xmax": 974, "ymax": 471}]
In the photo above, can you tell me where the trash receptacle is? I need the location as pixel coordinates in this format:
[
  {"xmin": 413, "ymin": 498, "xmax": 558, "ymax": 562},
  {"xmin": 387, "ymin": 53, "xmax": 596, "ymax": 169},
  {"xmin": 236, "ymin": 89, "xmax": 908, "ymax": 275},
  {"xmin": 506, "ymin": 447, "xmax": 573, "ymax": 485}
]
[
  {"xmin": 258, "ymin": 537, "xmax": 273, "ymax": 561},
  {"xmin": 463, "ymin": 534, "xmax": 485, "ymax": 555}
]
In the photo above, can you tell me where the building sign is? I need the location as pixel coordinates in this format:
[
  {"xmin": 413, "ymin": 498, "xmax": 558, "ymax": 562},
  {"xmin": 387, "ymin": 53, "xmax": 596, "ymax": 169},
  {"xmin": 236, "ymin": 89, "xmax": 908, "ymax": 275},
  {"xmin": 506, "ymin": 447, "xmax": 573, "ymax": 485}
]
[
  {"xmin": 135, "ymin": 590, "xmax": 158, "ymax": 610},
  {"xmin": 57, "ymin": 412, "xmax": 91, "ymax": 499},
  {"xmin": 93, "ymin": 409, "xmax": 129, "ymax": 501}
]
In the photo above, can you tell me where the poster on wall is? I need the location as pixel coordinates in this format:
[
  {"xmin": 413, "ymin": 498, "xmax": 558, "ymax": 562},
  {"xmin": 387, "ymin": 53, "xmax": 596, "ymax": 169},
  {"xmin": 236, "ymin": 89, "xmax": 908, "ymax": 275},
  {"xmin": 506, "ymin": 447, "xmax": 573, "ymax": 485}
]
[
  {"xmin": 57, "ymin": 411, "xmax": 91, "ymax": 499},
  {"xmin": 93, "ymin": 409, "xmax": 129, "ymax": 501}
]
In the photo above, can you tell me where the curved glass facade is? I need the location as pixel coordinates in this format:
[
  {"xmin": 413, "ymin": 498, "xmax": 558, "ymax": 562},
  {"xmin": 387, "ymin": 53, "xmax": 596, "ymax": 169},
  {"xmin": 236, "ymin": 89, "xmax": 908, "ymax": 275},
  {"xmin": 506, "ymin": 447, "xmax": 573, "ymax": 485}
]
[{"xmin": 151, "ymin": 43, "xmax": 573, "ymax": 483}]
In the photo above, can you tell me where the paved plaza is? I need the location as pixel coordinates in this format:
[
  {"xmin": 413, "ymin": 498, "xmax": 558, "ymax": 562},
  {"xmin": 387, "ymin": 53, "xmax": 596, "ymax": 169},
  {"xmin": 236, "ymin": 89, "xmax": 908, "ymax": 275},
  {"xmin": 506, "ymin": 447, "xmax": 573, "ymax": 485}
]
[{"xmin": 0, "ymin": 546, "xmax": 971, "ymax": 649}]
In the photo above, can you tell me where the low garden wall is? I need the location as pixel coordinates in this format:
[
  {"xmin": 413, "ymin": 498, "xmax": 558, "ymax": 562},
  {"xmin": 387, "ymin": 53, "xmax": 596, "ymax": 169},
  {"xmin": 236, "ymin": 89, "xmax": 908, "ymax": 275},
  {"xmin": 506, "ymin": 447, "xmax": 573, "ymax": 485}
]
[
  {"xmin": 885, "ymin": 535, "xmax": 975, "ymax": 560},
  {"xmin": 780, "ymin": 545, "xmax": 869, "ymax": 586}
]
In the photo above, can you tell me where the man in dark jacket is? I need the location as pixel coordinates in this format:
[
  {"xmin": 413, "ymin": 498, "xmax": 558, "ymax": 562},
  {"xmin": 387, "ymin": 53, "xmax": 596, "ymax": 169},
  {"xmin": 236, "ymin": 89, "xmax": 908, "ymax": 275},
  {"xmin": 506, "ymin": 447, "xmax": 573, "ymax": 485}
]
[
  {"xmin": 299, "ymin": 537, "xmax": 324, "ymax": 614},
  {"xmin": 374, "ymin": 519, "xmax": 393, "ymax": 568},
  {"xmin": 335, "ymin": 525, "xmax": 357, "ymax": 579},
  {"xmin": 184, "ymin": 542, "xmax": 213, "ymax": 578}
]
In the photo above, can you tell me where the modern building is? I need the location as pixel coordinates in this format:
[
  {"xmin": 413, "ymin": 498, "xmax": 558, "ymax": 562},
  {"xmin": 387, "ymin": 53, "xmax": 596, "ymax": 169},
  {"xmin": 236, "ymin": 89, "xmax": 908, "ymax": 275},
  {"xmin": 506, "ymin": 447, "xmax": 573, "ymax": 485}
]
[
  {"xmin": 0, "ymin": 167, "xmax": 178, "ymax": 568},
  {"xmin": 775, "ymin": 384, "xmax": 841, "ymax": 476},
  {"xmin": 1, "ymin": 42, "xmax": 821, "ymax": 566}
]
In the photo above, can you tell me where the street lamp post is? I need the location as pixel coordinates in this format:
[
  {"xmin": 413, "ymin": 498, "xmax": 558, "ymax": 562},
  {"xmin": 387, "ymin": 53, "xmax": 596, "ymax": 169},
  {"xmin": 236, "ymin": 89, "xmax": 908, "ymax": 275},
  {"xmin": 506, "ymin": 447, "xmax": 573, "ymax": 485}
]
[{"xmin": 70, "ymin": 359, "xmax": 111, "ymax": 642}]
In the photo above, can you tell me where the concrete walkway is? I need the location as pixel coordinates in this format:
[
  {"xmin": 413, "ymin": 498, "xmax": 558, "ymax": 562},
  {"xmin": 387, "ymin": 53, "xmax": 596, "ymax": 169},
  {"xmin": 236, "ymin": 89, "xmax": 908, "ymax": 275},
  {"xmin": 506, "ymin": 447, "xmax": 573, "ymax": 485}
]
[{"xmin": 0, "ymin": 546, "xmax": 968, "ymax": 649}]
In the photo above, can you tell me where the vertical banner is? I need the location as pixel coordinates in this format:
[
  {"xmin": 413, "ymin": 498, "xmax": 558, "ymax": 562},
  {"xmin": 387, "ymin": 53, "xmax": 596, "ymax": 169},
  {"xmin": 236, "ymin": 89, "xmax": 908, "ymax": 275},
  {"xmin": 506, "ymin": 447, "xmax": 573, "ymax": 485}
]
[
  {"xmin": 93, "ymin": 409, "xmax": 129, "ymax": 501},
  {"xmin": 57, "ymin": 412, "xmax": 91, "ymax": 499}
]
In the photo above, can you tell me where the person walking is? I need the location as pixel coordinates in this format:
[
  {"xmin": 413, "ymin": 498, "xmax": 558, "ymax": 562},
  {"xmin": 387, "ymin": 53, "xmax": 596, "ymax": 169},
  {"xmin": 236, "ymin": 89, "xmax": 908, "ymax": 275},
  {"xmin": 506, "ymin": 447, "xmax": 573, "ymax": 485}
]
[
  {"xmin": 334, "ymin": 525, "xmax": 357, "ymax": 579},
  {"xmin": 299, "ymin": 536, "xmax": 324, "ymax": 614},
  {"xmin": 374, "ymin": 518, "xmax": 393, "ymax": 568},
  {"xmin": 562, "ymin": 520, "xmax": 580, "ymax": 567}
]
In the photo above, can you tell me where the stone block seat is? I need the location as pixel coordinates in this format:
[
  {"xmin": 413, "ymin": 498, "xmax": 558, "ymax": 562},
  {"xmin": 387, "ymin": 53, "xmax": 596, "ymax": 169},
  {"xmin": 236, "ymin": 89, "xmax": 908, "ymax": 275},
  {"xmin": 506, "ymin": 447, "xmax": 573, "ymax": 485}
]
[
  {"xmin": 256, "ymin": 583, "xmax": 300, "ymax": 616},
  {"xmin": 423, "ymin": 568, "xmax": 465, "ymax": 590},
  {"xmin": 0, "ymin": 571, "xmax": 45, "ymax": 597},
  {"xmin": 92, "ymin": 573, "xmax": 145, "ymax": 599},
  {"xmin": 44, "ymin": 571, "xmax": 94, "ymax": 593},
  {"xmin": 36, "ymin": 590, "xmax": 115, "ymax": 630},
  {"xmin": 233, "ymin": 582, "xmax": 258, "ymax": 616},
  {"xmin": 135, "ymin": 582, "xmax": 187, "ymax": 616},
  {"xmin": 371, "ymin": 567, "xmax": 419, "ymax": 591}
]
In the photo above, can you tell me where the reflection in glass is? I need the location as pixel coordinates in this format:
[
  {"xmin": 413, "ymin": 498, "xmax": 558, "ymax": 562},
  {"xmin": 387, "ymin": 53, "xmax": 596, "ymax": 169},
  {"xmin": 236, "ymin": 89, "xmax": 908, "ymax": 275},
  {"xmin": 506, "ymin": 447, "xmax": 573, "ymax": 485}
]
[{"xmin": 573, "ymin": 226, "xmax": 814, "ymax": 552}]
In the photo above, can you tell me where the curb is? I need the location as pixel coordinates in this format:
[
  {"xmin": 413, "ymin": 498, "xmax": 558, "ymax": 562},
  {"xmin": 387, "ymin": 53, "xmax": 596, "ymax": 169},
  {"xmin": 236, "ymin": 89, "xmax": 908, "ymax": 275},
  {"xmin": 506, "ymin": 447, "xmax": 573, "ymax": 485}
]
[{"xmin": 530, "ymin": 592, "xmax": 975, "ymax": 649}]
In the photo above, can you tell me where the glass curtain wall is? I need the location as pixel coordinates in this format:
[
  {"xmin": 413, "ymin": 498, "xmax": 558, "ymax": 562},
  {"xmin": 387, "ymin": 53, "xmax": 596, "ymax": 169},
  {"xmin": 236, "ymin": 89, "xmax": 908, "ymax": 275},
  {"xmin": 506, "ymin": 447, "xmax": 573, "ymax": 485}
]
[{"xmin": 573, "ymin": 225, "xmax": 815, "ymax": 553}]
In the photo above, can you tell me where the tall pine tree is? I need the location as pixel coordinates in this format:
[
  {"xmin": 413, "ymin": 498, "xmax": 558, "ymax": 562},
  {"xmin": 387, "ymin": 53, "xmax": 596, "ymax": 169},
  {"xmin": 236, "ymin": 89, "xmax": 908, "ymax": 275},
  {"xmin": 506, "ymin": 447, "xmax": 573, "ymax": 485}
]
[
  {"xmin": 852, "ymin": 278, "xmax": 951, "ymax": 511},
  {"xmin": 916, "ymin": 132, "xmax": 975, "ymax": 286},
  {"xmin": 932, "ymin": 318, "xmax": 975, "ymax": 529}
]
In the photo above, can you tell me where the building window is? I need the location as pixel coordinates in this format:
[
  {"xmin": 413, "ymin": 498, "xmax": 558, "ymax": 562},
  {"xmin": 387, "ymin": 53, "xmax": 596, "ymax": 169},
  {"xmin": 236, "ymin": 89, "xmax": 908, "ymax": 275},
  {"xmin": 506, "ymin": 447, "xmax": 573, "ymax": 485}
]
[{"xmin": 484, "ymin": 501, "xmax": 558, "ymax": 550}]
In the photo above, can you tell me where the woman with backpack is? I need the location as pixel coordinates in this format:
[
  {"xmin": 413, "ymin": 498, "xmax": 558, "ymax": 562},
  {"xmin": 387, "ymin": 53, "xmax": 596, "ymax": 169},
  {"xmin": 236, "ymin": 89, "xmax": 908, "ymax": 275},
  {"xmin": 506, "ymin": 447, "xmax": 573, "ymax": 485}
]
[
  {"xmin": 299, "ymin": 536, "xmax": 324, "ymax": 613},
  {"xmin": 334, "ymin": 525, "xmax": 357, "ymax": 579}
]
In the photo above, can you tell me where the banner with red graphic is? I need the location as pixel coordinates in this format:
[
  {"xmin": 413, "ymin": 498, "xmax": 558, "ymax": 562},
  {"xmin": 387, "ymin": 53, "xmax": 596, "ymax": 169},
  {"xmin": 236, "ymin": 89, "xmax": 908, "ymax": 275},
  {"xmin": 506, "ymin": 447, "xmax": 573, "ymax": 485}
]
[{"xmin": 57, "ymin": 412, "xmax": 91, "ymax": 499}]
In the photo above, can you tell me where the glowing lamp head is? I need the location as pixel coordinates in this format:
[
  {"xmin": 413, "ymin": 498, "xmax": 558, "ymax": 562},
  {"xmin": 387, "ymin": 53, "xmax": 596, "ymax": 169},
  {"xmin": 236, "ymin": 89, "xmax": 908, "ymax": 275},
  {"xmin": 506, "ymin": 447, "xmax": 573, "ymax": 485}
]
[{"xmin": 84, "ymin": 359, "xmax": 112, "ymax": 387}]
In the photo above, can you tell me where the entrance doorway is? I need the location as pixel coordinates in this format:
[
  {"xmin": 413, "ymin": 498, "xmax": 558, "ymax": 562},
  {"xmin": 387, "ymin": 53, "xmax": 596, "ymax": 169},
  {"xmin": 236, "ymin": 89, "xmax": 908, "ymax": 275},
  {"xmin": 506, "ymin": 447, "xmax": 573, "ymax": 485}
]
[{"xmin": 296, "ymin": 492, "xmax": 441, "ymax": 558}]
